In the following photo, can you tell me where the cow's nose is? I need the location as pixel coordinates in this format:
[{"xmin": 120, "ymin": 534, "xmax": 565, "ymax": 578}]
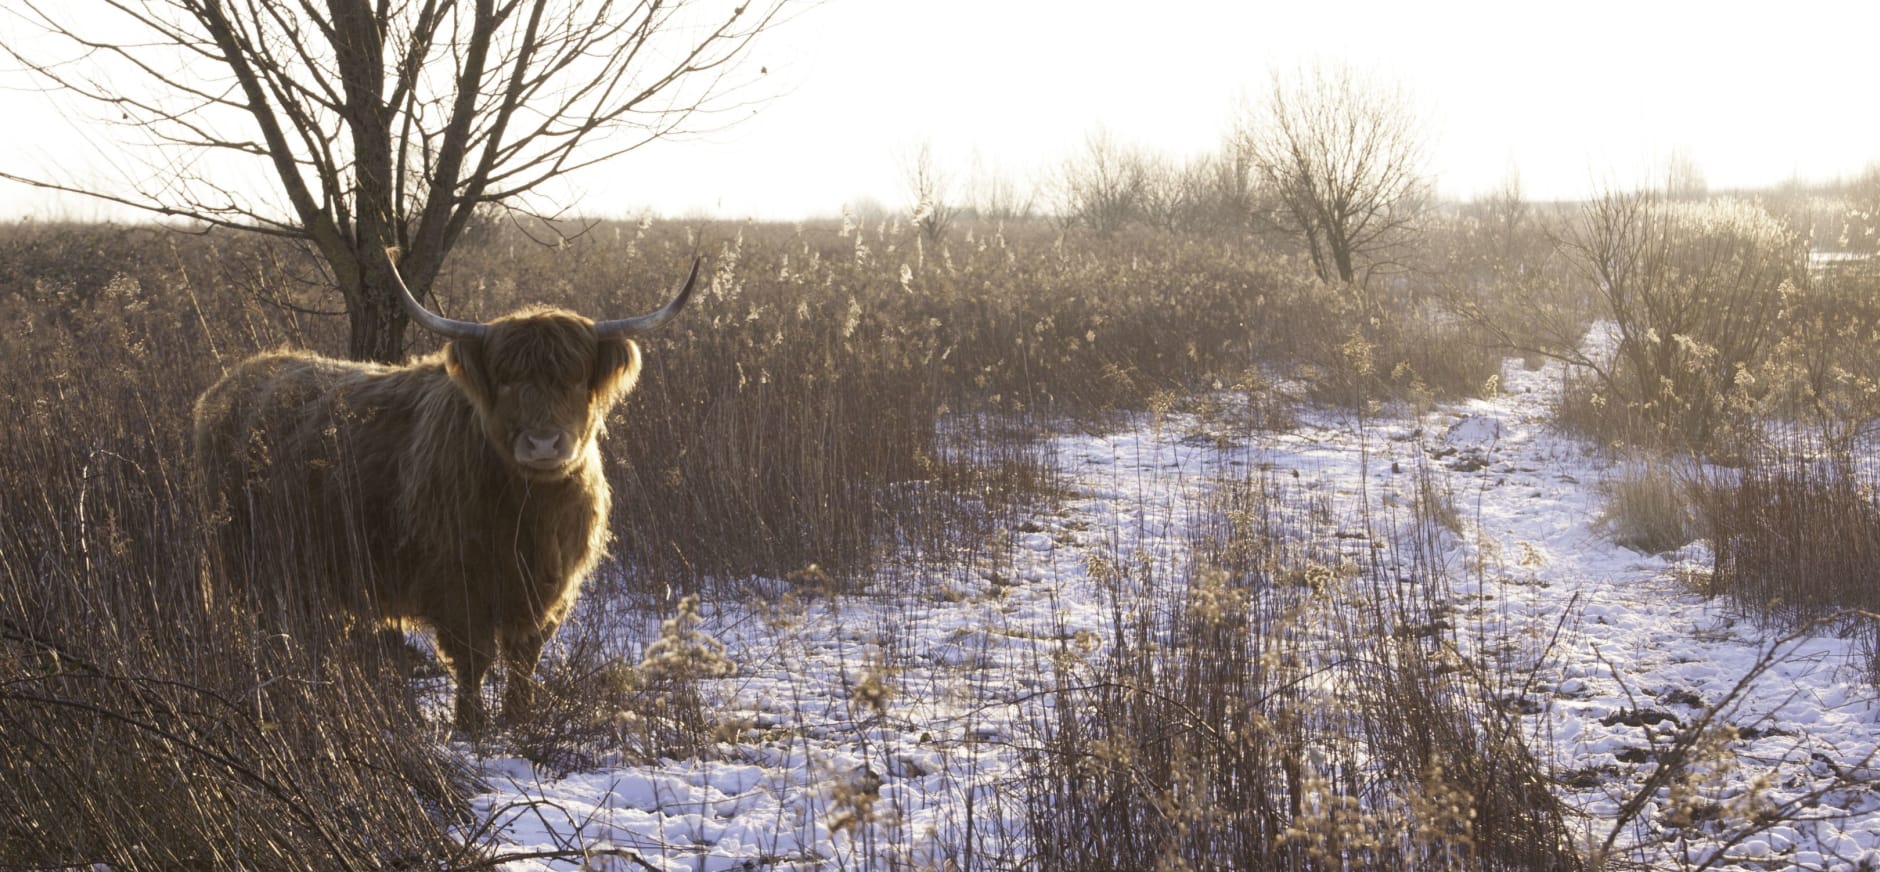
[{"xmin": 517, "ymin": 430, "xmax": 568, "ymax": 463}]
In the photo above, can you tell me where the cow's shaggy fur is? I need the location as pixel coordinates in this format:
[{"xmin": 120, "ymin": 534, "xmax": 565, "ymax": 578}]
[{"xmin": 193, "ymin": 307, "xmax": 644, "ymax": 730}]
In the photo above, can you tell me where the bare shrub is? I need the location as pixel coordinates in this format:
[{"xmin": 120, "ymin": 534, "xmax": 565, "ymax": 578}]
[
  {"xmin": 1755, "ymin": 263, "xmax": 1880, "ymax": 452},
  {"xmin": 1414, "ymin": 459, "xmax": 1464, "ymax": 535},
  {"xmin": 1699, "ymin": 447, "xmax": 1880, "ymax": 657},
  {"xmin": 507, "ymin": 595, "xmax": 731, "ymax": 777},
  {"xmin": 1435, "ymin": 182, "xmax": 1600, "ymax": 368},
  {"xmin": 4, "ymin": 212, "xmax": 1298, "ymax": 599},
  {"xmin": 1557, "ymin": 191, "xmax": 1805, "ymax": 453},
  {"xmin": 1025, "ymin": 472, "xmax": 1577, "ymax": 870},
  {"xmin": 904, "ymin": 141, "xmax": 960, "ymax": 244},
  {"xmin": 1280, "ymin": 276, "xmax": 1503, "ymax": 406},
  {"xmin": 1585, "ymin": 624, "xmax": 1880, "ymax": 867},
  {"xmin": 1596, "ymin": 455, "xmax": 1701, "ymax": 555}
]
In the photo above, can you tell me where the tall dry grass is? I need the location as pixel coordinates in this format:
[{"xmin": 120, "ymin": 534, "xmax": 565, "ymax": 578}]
[
  {"xmin": 0, "ymin": 216, "xmax": 1327, "ymax": 865},
  {"xmin": 0, "ymin": 224, "xmax": 472, "ymax": 867},
  {"xmin": 7, "ymin": 206, "xmax": 1875, "ymax": 867},
  {"xmin": 1595, "ymin": 455, "xmax": 1702, "ymax": 555},
  {"xmin": 1024, "ymin": 470, "xmax": 1577, "ymax": 870},
  {"xmin": 433, "ymin": 218, "xmax": 1338, "ymax": 586},
  {"xmin": 1699, "ymin": 445, "xmax": 1880, "ymax": 677}
]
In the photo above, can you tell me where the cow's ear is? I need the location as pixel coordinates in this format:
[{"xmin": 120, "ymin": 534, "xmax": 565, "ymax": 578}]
[
  {"xmin": 446, "ymin": 338, "xmax": 494, "ymax": 408},
  {"xmin": 591, "ymin": 337, "xmax": 642, "ymax": 405}
]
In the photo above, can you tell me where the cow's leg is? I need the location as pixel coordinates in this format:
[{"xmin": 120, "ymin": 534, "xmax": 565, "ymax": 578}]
[
  {"xmin": 498, "ymin": 620, "xmax": 557, "ymax": 724},
  {"xmin": 434, "ymin": 624, "xmax": 496, "ymax": 733}
]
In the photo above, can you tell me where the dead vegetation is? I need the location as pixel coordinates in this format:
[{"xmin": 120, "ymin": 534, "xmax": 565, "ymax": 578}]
[{"xmin": 2, "ymin": 187, "xmax": 1879, "ymax": 867}]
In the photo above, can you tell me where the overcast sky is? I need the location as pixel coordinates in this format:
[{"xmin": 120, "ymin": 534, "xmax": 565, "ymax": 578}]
[{"xmin": 3, "ymin": 0, "xmax": 1877, "ymax": 222}]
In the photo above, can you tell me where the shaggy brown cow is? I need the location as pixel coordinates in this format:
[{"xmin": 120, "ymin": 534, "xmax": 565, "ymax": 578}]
[{"xmin": 193, "ymin": 254, "xmax": 699, "ymax": 730}]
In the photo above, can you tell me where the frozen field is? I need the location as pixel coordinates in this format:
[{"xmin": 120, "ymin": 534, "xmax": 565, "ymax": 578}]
[{"xmin": 469, "ymin": 354, "xmax": 1880, "ymax": 871}]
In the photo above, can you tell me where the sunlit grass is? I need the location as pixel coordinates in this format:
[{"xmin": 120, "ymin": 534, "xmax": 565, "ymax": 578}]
[{"xmin": 3, "ymin": 207, "xmax": 1878, "ymax": 868}]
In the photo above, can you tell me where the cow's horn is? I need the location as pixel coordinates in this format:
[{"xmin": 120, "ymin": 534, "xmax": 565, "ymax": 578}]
[
  {"xmin": 387, "ymin": 250, "xmax": 490, "ymax": 340},
  {"xmin": 594, "ymin": 257, "xmax": 702, "ymax": 338}
]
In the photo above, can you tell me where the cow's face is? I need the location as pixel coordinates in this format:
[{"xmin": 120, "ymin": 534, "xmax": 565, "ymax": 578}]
[{"xmin": 445, "ymin": 309, "xmax": 641, "ymax": 480}]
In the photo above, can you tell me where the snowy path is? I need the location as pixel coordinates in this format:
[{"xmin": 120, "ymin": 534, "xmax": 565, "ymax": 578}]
[
  {"xmin": 471, "ymin": 356, "xmax": 1880, "ymax": 871},
  {"xmin": 1432, "ymin": 361, "xmax": 1880, "ymax": 867}
]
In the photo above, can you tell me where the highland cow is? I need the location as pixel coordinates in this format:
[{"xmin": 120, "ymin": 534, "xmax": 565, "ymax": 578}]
[{"xmin": 193, "ymin": 254, "xmax": 698, "ymax": 730}]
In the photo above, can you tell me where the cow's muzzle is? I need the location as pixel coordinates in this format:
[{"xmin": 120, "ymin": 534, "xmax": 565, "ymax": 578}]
[{"xmin": 513, "ymin": 429, "xmax": 576, "ymax": 471}]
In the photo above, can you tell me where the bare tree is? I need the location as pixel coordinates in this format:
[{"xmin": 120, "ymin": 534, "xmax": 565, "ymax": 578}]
[
  {"xmin": 2, "ymin": 0, "xmax": 796, "ymax": 361},
  {"xmin": 1135, "ymin": 149, "xmax": 1256, "ymax": 236},
  {"xmin": 1839, "ymin": 163, "xmax": 1880, "ymax": 256},
  {"xmin": 962, "ymin": 154, "xmax": 1034, "ymax": 223},
  {"xmin": 1052, "ymin": 127, "xmax": 1145, "ymax": 237},
  {"xmin": 902, "ymin": 140, "xmax": 958, "ymax": 244},
  {"xmin": 1477, "ymin": 171, "xmax": 1533, "ymax": 268},
  {"xmin": 1239, "ymin": 63, "xmax": 1429, "ymax": 289},
  {"xmin": 1664, "ymin": 147, "xmax": 1709, "ymax": 202},
  {"xmin": 1187, "ymin": 139, "xmax": 1259, "ymax": 236},
  {"xmin": 1438, "ymin": 172, "xmax": 1598, "ymax": 365},
  {"xmin": 1136, "ymin": 153, "xmax": 1189, "ymax": 233}
]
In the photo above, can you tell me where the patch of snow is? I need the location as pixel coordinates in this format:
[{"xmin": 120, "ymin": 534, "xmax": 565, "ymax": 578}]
[{"xmin": 462, "ymin": 350, "xmax": 1880, "ymax": 869}]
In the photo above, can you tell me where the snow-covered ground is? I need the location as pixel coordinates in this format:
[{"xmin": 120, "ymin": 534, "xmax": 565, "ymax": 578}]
[{"xmin": 467, "ymin": 355, "xmax": 1880, "ymax": 871}]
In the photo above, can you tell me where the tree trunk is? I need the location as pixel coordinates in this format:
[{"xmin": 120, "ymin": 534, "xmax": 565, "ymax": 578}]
[
  {"xmin": 331, "ymin": 0, "xmax": 406, "ymax": 363},
  {"xmin": 348, "ymin": 283, "xmax": 411, "ymax": 363},
  {"xmin": 331, "ymin": 246, "xmax": 413, "ymax": 364},
  {"xmin": 1331, "ymin": 234, "xmax": 1357, "ymax": 285}
]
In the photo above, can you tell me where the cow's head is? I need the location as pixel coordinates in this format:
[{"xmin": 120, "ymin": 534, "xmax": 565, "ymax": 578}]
[{"xmin": 389, "ymin": 253, "xmax": 699, "ymax": 480}]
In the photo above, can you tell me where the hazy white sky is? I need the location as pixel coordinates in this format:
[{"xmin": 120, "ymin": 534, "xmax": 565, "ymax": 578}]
[{"xmin": 3, "ymin": 0, "xmax": 1877, "ymax": 222}]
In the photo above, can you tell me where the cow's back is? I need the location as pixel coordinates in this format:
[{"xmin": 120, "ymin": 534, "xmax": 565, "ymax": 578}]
[{"xmin": 192, "ymin": 351, "xmax": 414, "ymax": 615}]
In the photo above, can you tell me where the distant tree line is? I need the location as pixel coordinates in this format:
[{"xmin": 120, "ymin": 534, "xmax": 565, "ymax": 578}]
[{"xmin": 903, "ymin": 64, "xmax": 1431, "ymax": 295}]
